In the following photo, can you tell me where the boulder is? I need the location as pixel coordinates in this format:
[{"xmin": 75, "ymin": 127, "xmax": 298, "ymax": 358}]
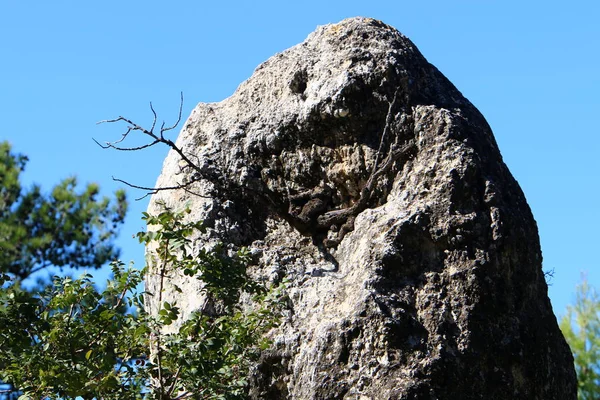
[{"xmin": 148, "ymin": 17, "xmax": 576, "ymax": 399}]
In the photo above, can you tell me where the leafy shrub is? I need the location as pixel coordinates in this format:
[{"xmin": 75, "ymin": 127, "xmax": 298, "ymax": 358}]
[{"xmin": 0, "ymin": 206, "xmax": 284, "ymax": 399}]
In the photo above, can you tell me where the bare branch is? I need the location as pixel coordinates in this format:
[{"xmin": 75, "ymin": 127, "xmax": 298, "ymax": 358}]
[
  {"xmin": 306, "ymin": 90, "xmax": 414, "ymax": 248},
  {"xmin": 96, "ymin": 115, "xmax": 161, "ymax": 143},
  {"xmin": 94, "ymin": 137, "xmax": 161, "ymax": 152},
  {"xmin": 92, "ymin": 125, "xmax": 133, "ymax": 146},
  {"xmin": 163, "ymin": 92, "xmax": 184, "ymax": 133},
  {"xmin": 111, "ymin": 177, "xmax": 191, "ymax": 192},
  {"xmin": 111, "ymin": 177, "xmax": 211, "ymax": 201},
  {"xmin": 181, "ymin": 186, "xmax": 213, "ymax": 199},
  {"xmin": 95, "ymin": 93, "xmax": 204, "ymax": 200},
  {"xmin": 97, "ymin": 117, "xmax": 128, "ymax": 124},
  {"xmin": 160, "ymin": 121, "xmax": 166, "ymax": 137},
  {"xmin": 371, "ymin": 88, "xmax": 400, "ymax": 175},
  {"xmin": 149, "ymin": 102, "xmax": 158, "ymax": 133}
]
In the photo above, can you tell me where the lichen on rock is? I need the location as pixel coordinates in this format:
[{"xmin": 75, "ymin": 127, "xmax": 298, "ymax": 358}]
[{"xmin": 148, "ymin": 17, "xmax": 576, "ymax": 400}]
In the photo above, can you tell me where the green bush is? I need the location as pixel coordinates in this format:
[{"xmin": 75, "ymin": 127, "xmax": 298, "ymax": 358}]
[
  {"xmin": 0, "ymin": 206, "xmax": 284, "ymax": 399},
  {"xmin": 560, "ymin": 279, "xmax": 600, "ymax": 400}
]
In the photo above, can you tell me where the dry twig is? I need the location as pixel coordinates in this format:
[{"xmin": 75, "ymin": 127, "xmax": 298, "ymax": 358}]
[{"xmin": 95, "ymin": 93, "xmax": 210, "ymax": 200}]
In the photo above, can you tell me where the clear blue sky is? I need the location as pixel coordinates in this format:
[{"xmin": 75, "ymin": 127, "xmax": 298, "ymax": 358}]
[{"xmin": 1, "ymin": 1, "xmax": 598, "ymax": 316}]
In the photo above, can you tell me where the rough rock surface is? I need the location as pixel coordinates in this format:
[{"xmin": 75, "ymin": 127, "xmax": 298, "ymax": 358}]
[{"xmin": 147, "ymin": 17, "xmax": 576, "ymax": 399}]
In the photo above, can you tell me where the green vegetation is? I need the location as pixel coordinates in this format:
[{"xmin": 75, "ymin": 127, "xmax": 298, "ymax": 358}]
[
  {"xmin": 0, "ymin": 141, "xmax": 127, "ymax": 281},
  {"xmin": 0, "ymin": 143, "xmax": 283, "ymax": 399},
  {"xmin": 0, "ymin": 206, "xmax": 283, "ymax": 399},
  {"xmin": 137, "ymin": 207, "xmax": 283, "ymax": 399},
  {"xmin": 560, "ymin": 278, "xmax": 600, "ymax": 400},
  {"xmin": 0, "ymin": 264, "xmax": 146, "ymax": 399}
]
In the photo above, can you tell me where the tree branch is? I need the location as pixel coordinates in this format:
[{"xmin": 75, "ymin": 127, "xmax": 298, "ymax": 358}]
[
  {"xmin": 93, "ymin": 137, "xmax": 161, "ymax": 152},
  {"xmin": 162, "ymin": 92, "xmax": 184, "ymax": 134},
  {"xmin": 96, "ymin": 93, "xmax": 204, "ymax": 200},
  {"xmin": 315, "ymin": 93, "xmax": 412, "ymax": 231},
  {"xmin": 111, "ymin": 176, "xmax": 210, "ymax": 201},
  {"xmin": 166, "ymin": 365, "xmax": 183, "ymax": 398},
  {"xmin": 371, "ymin": 88, "xmax": 400, "ymax": 175}
]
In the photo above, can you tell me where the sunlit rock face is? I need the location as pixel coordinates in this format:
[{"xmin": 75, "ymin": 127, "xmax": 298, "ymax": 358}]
[{"xmin": 148, "ymin": 17, "xmax": 576, "ymax": 400}]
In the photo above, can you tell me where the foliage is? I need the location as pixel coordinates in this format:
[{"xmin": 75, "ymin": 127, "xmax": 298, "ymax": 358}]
[
  {"xmin": 138, "ymin": 207, "xmax": 283, "ymax": 399},
  {"xmin": 0, "ymin": 206, "xmax": 284, "ymax": 399},
  {"xmin": 0, "ymin": 141, "xmax": 127, "ymax": 280},
  {"xmin": 560, "ymin": 279, "xmax": 600, "ymax": 400},
  {"xmin": 0, "ymin": 263, "xmax": 147, "ymax": 400}
]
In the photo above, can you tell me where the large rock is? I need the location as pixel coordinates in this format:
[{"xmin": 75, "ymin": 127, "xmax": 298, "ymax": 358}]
[{"xmin": 147, "ymin": 17, "xmax": 576, "ymax": 399}]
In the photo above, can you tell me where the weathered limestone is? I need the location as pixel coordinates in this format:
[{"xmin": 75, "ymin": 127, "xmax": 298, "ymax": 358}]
[{"xmin": 148, "ymin": 17, "xmax": 576, "ymax": 399}]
